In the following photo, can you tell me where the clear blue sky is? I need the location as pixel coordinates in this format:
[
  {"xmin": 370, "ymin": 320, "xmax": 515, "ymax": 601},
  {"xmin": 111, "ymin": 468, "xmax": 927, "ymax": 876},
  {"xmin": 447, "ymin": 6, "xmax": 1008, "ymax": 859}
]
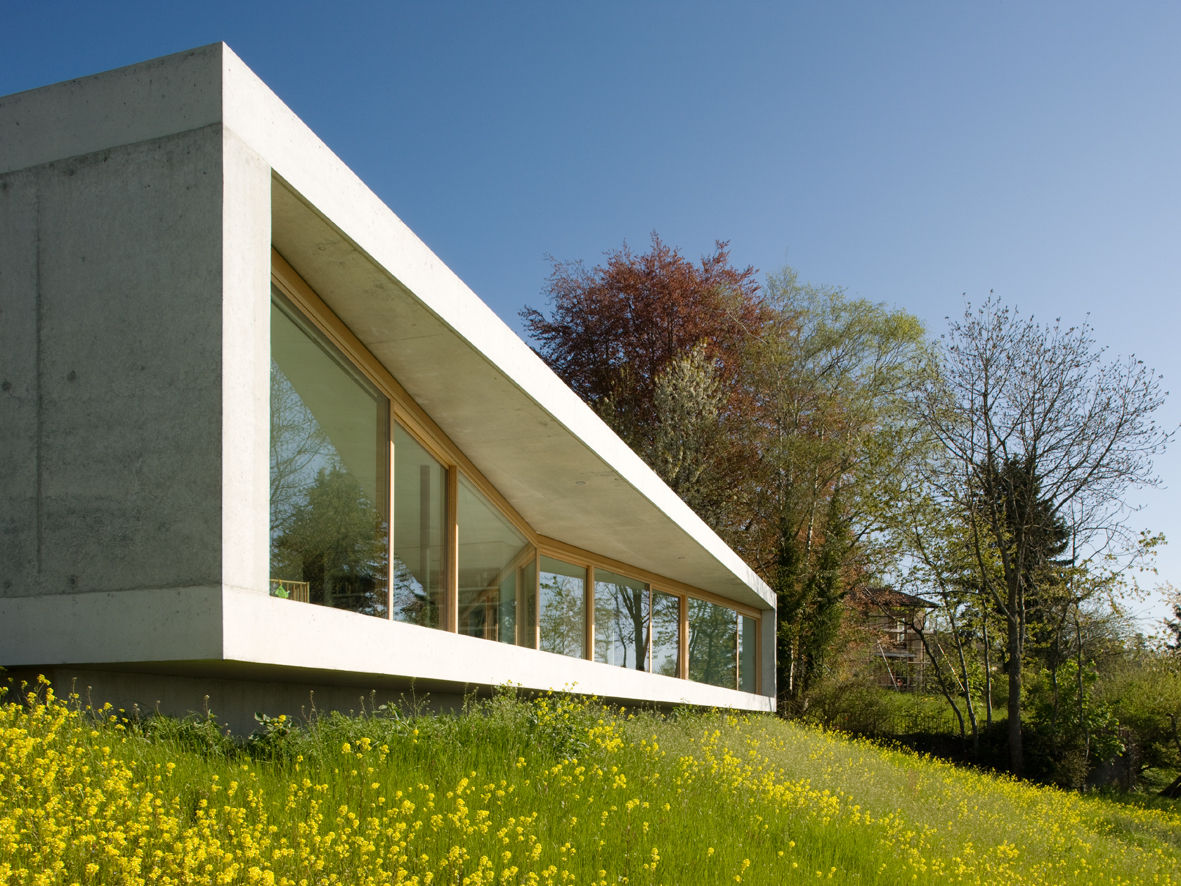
[{"xmin": 5, "ymin": 1, "xmax": 1179, "ymax": 633}]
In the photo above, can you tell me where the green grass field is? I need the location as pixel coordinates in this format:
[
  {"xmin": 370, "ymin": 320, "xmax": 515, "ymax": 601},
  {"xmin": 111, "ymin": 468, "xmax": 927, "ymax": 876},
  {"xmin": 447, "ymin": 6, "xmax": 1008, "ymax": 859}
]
[{"xmin": 2, "ymin": 679, "xmax": 1179, "ymax": 885}]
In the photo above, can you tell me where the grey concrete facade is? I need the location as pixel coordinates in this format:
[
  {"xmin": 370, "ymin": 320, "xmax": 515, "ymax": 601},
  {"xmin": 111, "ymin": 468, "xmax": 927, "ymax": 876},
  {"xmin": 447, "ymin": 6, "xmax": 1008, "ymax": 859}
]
[{"xmin": 0, "ymin": 45, "xmax": 776, "ymax": 726}]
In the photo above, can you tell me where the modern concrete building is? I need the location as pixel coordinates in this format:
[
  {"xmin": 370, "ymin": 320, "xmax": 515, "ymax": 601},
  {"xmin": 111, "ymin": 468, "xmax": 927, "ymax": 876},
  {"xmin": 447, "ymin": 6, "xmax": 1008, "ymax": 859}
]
[{"xmin": 0, "ymin": 44, "xmax": 775, "ymax": 729}]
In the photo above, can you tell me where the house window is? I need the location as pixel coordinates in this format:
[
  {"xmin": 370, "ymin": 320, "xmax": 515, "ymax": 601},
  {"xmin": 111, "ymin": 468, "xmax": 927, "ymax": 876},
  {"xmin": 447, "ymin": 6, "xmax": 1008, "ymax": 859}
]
[
  {"xmin": 269, "ymin": 290, "xmax": 390, "ymax": 617},
  {"xmin": 738, "ymin": 614, "xmax": 758, "ymax": 693},
  {"xmin": 539, "ymin": 556, "xmax": 587, "ymax": 658},
  {"xmin": 391, "ymin": 423, "xmax": 447, "ymax": 628},
  {"xmin": 457, "ymin": 474, "xmax": 534, "ymax": 645},
  {"xmin": 593, "ymin": 570, "xmax": 650, "ymax": 669},
  {"xmin": 650, "ymin": 590, "xmax": 681, "ymax": 677},
  {"xmin": 688, "ymin": 598, "xmax": 738, "ymax": 689},
  {"xmin": 269, "ymin": 254, "xmax": 761, "ymax": 693}
]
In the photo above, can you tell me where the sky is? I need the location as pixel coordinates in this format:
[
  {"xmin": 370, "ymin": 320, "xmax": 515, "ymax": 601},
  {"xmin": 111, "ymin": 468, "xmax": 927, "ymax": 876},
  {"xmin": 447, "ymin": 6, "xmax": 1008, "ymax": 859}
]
[{"xmin": 4, "ymin": 1, "xmax": 1180, "ymax": 634}]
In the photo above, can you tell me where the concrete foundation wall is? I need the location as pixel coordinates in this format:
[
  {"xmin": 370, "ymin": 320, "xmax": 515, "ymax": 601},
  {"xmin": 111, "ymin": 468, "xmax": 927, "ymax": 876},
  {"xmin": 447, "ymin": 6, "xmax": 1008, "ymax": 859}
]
[
  {"xmin": 0, "ymin": 168, "xmax": 38, "ymax": 596},
  {"xmin": 6, "ymin": 667, "xmax": 471, "ymax": 736}
]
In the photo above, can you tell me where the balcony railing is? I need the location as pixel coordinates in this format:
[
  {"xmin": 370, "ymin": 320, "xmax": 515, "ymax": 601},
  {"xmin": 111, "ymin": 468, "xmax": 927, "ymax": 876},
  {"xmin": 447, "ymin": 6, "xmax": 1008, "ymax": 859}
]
[{"xmin": 269, "ymin": 579, "xmax": 310, "ymax": 602}]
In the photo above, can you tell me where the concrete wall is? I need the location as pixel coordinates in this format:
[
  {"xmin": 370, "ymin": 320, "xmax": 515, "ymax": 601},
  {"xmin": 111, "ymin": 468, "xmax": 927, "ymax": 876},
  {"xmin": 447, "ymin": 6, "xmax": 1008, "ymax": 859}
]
[
  {"xmin": 0, "ymin": 125, "xmax": 226, "ymax": 598},
  {"xmin": 0, "ymin": 46, "xmax": 272, "ymax": 605}
]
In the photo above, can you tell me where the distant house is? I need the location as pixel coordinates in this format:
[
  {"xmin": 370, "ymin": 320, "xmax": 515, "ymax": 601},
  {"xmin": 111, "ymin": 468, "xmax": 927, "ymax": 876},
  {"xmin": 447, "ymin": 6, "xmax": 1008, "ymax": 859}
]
[
  {"xmin": 0, "ymin": 44, "xmax": 775, "ymax": 729},
  {"xmin": 845, "ymin": 587, "xmax": 936, "ymax": 690}
]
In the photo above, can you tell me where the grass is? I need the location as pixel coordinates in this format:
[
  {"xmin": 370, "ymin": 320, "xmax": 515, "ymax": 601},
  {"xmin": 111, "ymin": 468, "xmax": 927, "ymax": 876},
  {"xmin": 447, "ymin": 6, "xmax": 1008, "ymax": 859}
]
[{"xmin": 2, "ymin": 678, "xmax": 1180, "ymax": 885}]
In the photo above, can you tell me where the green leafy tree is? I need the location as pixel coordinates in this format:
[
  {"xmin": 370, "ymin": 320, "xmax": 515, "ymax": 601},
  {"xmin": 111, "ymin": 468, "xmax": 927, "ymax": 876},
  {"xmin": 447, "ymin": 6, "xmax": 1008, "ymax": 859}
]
[
  {"xmin": 1165, "ymin": 585, "xmax": 1181, "ymax": 654},
  {"xmin": 1098, "ymin": 648, "xmax": 1181, "ymax": 793},
  {"xmin": 752, "ymin": 272, "xmax": 931, "ymax": 703}
]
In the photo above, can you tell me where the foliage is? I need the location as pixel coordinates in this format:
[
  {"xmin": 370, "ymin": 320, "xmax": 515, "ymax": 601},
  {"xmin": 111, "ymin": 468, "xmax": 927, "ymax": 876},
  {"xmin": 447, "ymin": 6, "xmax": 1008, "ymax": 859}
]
[
  {"xmin": 627, "ymin": 343, "xmax": 738, "ymax": 529},
  {"xmin": 1024, "ymin": 659, "xmax": 1124, "ymax": 790},
  {"xmin": 126, "ymin": 708, "xmax": 237, "ymax": 759},
  {"xmin": 774, "ymin": 506, "xmax": 851, "ymax": 704},
  {"xmin": 746, "ymin": 270, "xmax": 931, "ymax": 579},
  {"xmin": 521, "ymin": 233, "xmax": 766, "ymax": 440},
  {"xmin": 4, "ymin": 681, "xmax": 1181, "ymax": 885},
  {"xmin": 523, "ymin": 234, "xmax": 769, "ymax": 540},
  {"xmin": 1165, "ymin": 585, "xmax": 1181, "ymax": 654},
  {"xmin": 1098, "ymin": 651, "xmax": 1181, "ymax": 788}
]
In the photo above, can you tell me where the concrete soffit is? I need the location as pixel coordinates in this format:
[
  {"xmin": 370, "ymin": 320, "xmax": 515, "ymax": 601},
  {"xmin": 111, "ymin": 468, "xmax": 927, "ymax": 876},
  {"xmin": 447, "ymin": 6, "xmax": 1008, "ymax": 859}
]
[{"xmin": 269, "ymin": 180, "xmax": 772, "ymax": 612}]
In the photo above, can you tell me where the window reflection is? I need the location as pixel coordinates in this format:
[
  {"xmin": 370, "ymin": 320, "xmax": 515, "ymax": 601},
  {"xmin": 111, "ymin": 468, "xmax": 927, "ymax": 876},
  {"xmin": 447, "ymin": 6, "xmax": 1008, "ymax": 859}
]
[
  {"xmin": 651, "ymin": 591, "xmax": 681, "ymax": 677},
  {"xmin": 269, "ymin": 293, "xmax": 389, "ymax": 617},
  {"xmin": 688, "ymin": 598, "xmax": 737, "ymax": 688},
  {"xmin": 539, "ymin": 557, "xmax": 586, "ymax": 658},
  {"xmin": 738, "ymin": 614, "xmax": 758, "ymax": 693},
  {"xmin": 392, "ymin": 425, "xmax": 447, "ymax": 628},
  {"xmin": 594, "ymin": 571, "xmax": 649, "ymax": 670},
  {"xmin": 457, "ymin": 476, "xmax": 532, "ymax": 645}
]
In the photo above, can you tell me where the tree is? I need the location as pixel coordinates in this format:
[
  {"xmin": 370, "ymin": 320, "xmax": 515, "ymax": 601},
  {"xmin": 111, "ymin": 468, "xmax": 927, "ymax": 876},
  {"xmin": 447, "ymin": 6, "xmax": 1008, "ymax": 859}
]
[
  {"xmin": 605, "ymin": 342, "xmax": 738, "ymax": 532},
  {"xmin": 751, "ymin": 271, "xmax": 931, "ymax": 704},
  {"xmin": 522, "ymin": 233, "xmax": 770, "ymax": 543},
  {"xmin": 521, "ymin": 232, "xmax": 767, "ymax": 437},
  {"xmin": 1098, "ymin": 646, "xmax": 1181, "ymax": 793},
  {"xmin": 915, "ymin": 297, "xmax": 1170, "ymax": 775},
  {"xmin": 893, "ymin": 485, "xmax": 996, "ymax": 753}
]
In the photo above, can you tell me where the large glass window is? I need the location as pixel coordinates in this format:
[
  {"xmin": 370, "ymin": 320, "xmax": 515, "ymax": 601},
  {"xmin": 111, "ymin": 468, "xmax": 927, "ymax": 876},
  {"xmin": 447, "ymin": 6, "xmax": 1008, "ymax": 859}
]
[
  {"xmin": 539, "ymin": 556, "xmax": 586, "ymax": 658},
  {"xmin": 270, "ymin": 293, "xmax": 389, "ymax": 617},
  {"xmin": 594, "ymin": 571, "xmax": 649, "ymax": 670},
  {"xmin": 392, "ymin": 424, "xmax": 447, "ymax": 628},
  {"xmin": 738, "ymin": 614, "xmax": 758, "ymax": 693},
  {"xmin": 688, "ymin": 598, "xmax": 737, "ymax": 689},
  {"xmin": 651, "ymin": 591, "xmax": 681, "ymax": 677},
  {"xmin": 457, "ymin": 476, "xmax": 532, "ymax": 645}
]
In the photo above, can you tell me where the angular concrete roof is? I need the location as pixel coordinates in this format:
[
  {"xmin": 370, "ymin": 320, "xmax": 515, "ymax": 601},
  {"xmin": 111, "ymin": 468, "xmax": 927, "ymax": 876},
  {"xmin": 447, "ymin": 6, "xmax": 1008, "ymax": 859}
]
[{"xmin": 1, "ymin": 43, "xmax": 773, "ymax": 612}]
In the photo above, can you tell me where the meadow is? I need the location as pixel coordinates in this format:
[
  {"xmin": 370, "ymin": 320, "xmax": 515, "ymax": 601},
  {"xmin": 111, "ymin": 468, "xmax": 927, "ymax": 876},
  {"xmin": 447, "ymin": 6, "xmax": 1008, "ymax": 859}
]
[{"xmin": 2, "ymin": 677, "xmax": 1179, "ymax": 885}]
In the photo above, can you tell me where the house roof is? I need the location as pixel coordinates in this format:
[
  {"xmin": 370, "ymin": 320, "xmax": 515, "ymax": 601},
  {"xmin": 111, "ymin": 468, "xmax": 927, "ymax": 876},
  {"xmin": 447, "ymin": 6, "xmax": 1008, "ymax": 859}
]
[{"xmin": 847, "ymin": 586, "xmax": 937, "ymax": 611}]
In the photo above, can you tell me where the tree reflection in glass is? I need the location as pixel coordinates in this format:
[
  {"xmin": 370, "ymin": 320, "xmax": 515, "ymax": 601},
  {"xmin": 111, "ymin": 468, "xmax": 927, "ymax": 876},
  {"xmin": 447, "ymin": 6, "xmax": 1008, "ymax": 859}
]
[
  {"xmin": 594, "ymin": 571, "xmax": 649, "ymax": 669},
  {"xmin": 688, "ymin": 598, "xmax": 737, "ymax": 688},
  {"xmin": 539, "ymin": 557, "xmax": 586, "ymax": 658},
  {"xmin": 392, "ymin": 426, "xmax": 447, "ymax": 628},
  {"xmin": 456, "ymin": 476, "xmax": 531, "ymax": 644},
  {"xmin": 738, "ymin": 614, "xmax": 758, "ymax": 692},
  {"xmin": 269, "ymin": 294, "xmax": 389, "ymax": 617},
  {"xmin": 650, "ymin": 591, "xmax": 680, "ymax": 677}
]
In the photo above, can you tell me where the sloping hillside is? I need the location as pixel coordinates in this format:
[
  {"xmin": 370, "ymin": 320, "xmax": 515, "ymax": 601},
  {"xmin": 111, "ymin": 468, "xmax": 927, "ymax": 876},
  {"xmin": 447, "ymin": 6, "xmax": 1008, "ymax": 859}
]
[{"xmin": 2, "ymin": 681, "xmax": 1178, "ymax": 884}]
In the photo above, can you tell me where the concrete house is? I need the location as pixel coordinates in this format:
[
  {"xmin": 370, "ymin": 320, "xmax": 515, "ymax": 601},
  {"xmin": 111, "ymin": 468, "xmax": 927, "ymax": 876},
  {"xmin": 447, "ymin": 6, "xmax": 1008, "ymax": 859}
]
[{"xmin": 0, "ymin": 44, "xmax": 775, "ymax": 728}]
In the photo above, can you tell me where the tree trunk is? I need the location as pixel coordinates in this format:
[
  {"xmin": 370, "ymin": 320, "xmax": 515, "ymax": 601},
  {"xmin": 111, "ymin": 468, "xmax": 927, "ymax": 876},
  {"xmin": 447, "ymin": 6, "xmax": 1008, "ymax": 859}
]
[
  {"xmin": 947, "ymin": 606, "xmax": 979, "ymax": 757},
  {"xmin": 1006, "ymin": 598, "xmax": 1023, "ymax": 776},
  {"xmin": 913, "ymin": 622, "xmax": 965, "ymax": 739},
  {"xmin": 982, "ymin": 617, "xmax": 994, "ymax": 726}
]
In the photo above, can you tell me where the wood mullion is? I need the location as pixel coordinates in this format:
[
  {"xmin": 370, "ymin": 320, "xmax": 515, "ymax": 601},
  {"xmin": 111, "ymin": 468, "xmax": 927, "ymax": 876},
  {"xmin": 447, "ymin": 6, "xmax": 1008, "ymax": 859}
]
[{"xmin": 446, "ymin": 466, "xmax": 459, "ymax": 633}]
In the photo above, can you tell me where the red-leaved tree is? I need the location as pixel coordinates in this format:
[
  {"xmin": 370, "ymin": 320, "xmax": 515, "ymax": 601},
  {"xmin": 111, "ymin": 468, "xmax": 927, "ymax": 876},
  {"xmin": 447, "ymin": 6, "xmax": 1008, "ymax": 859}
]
[
  {"xmin": 521, "ymin": 233, "xmax": 770, "ymax": 440},
  {"xmin": 521, "ymin": 234, "xmax": 773, "ymax": 538}
]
